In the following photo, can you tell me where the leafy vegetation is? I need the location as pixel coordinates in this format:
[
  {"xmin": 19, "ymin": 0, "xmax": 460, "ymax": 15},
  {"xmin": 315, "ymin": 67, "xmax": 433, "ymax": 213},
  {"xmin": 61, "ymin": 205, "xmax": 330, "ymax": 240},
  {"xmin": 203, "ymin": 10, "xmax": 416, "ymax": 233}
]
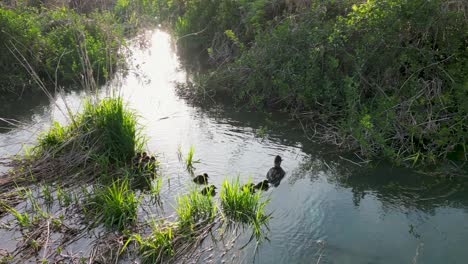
[
  {"xmin": 159, "ymin": 0, "xmax": 467, "ymax": 171},
  {"xmin": 0, "ymin": 0, "xmax": 162, "ymax": 94}
]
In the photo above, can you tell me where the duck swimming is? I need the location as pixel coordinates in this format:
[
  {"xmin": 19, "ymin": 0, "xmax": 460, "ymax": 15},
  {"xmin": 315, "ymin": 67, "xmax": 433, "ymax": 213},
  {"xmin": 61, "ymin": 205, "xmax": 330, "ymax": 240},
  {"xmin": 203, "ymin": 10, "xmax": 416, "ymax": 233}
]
[
  {"xmin": 201, "ymin": 185, "xmax": 217, "ymax": 196},
  {"xmin": 193, "ymin": 173, "xmax": 209, "ymax": 184},
  {"xmin": 254, "ymin": 180, "xmax": 269, "ymax": 191},
  {"xmin": 266, "ymin": 155, "xmax": 285, "ymax": 186}
]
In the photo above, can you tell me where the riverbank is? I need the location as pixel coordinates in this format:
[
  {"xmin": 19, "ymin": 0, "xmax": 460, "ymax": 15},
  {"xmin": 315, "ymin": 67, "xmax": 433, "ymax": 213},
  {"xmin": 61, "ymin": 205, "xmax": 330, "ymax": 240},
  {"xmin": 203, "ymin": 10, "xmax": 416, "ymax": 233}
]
[
  {"xmin": 158, "ymin": 0, "xmax": 467, "ymax": 174},
  {"xmin": 0, "ymin": 0, "xmax": 162, "ymax": 95}
]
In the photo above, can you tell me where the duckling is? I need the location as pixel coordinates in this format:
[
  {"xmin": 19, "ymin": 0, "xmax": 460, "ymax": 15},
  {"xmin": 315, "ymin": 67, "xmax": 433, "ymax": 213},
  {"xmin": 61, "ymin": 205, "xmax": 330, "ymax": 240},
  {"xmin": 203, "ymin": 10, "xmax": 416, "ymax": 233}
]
[
  {"xmin": 242, "ymin": 183, "xmax": 256, "ymax": 193},
  {"xmin": 254, "ymin": 180, "xmax": 269, "ymax": 191},
  {"xmin": 201, "ymin": 185, "xmax": 217, "ymax": 196},
  {"xmin": 132, "ymin": 152, "xmax": 142, "ymax": 165},
  {"xmin": 266, "ymin": 155, "xmax": 285, "ymax": 185},
  {"xmin": 193, "ymin": 173, "xmax": 209, "ymax": 184}
]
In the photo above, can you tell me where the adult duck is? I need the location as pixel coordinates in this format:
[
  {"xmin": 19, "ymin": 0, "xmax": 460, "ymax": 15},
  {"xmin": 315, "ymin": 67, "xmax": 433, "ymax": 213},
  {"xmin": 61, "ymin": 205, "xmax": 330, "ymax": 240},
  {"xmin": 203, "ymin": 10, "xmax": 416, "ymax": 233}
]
[
  {"xmin": 193, "ymin": 173, "xmax": 209, "ymax": 184},
  {"xmin": 266, "ymin": 155, "xmax": 285, "ymax": 185}
]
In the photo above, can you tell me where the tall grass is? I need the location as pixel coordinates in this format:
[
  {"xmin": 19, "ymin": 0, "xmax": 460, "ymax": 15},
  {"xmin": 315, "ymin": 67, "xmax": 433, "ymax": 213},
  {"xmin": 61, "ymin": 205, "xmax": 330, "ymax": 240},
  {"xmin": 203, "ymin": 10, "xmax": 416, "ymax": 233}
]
[
  {"xmin": 87, "ymin": 177, "xmax": 141, "ymax": 231},
  {"xmin": 220, "ymin": 178, "xmax": 271, "ymax": 240},
  {"xmin": 175, "ymin": 189, "xmax": 217, "ymax": 231},
  {"xmin": 37, "ymin": 97, "xmax": 144, "ymax": 164},
  {"xmin": 78, "ymin": 98, "xmax": 144, "ymax": 164}
]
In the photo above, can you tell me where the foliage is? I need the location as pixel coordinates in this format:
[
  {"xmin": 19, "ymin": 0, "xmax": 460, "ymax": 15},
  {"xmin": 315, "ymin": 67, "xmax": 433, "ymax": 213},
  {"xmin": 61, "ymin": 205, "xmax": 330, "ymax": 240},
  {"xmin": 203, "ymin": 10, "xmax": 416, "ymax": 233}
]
[
  {"xmin": 161, "ymin": 0, "xmax": 468, "ymax": 169},
  {"xmin": 0, "ymin": 0, "xmax": 162, "ymax": 94},
  {"xmin": 0, "ymin": 6, "xmax": 123, "ymax": 93}
]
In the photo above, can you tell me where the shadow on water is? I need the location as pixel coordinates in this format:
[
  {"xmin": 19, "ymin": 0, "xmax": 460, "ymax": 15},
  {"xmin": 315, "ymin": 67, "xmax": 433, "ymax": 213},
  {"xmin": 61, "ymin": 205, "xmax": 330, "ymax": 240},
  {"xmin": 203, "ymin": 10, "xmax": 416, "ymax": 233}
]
[{"xmin": 0, "ymin": 85, "xmax": 86, "ymax": 133}]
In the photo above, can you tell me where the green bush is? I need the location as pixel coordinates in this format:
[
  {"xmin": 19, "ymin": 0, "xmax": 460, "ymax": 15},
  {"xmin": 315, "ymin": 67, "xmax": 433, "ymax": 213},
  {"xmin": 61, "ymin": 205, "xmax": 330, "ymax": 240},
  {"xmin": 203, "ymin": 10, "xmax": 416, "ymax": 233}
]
[
  {"xmin": 0, "ymin": 5, "xmax": 125, "ymax": 94},
  {"xmin": 163, "ymin": 0, "xmax": 467, "ymax": 169}
]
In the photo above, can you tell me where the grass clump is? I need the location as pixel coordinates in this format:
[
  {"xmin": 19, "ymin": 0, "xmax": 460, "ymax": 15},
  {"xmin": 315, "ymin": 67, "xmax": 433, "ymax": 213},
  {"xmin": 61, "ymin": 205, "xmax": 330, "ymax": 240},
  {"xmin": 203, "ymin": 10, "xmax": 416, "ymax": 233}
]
[
  {"xmin": 36, "ymin": 97, "xmax": 144, "ymax": 165},
  {"xmin": 79, "ymin": 98, "xmax": 144, "ymax": 164},
  {"xmin": 175, "ymin": 189, "xmax": 217, "ymax": 231},
  {"xmin": 220, "ymin": 178, "xmax": 271, "ymax": 239},
  {"xmin": 132, "ymin": 225, "xmax": 175, "ymax": 264},
  {"xmin": 87, "ymin": 177, "xmax": 140, "ymax": 231}
]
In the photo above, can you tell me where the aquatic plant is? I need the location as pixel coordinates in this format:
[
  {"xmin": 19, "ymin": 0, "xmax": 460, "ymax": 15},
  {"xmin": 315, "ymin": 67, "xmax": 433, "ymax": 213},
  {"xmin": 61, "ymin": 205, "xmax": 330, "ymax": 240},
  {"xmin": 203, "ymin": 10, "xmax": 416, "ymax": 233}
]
[
  {"xmin": 185, "ymin": 145, "xmax": 200, "ymax": 172},
  {"xmin": 175, "ymin": 188, "xmax": 217, "ymax": 231},
  {"xmin": 132, "ymin": 225, "xmax": 175, "ymax": 264},
  {"xmin": 6, "ymin": 207, "xmax": 31, "ymax": 228},
  {"xmin": 78, "ymin": 98, "xmax": 144, "ymax": 164},
  {"xmin": 40, "ymin": 184, "xmax": 54, "ymax": 206},
  {"xmin": 56, "ymin": 186, "xmax": 73, "ymax": 207},
  {"xmin": 87, "ymin": 177, "xmax": 141, "ymax": 231},
  {"xmin": 149, "ymin": 177, "xmax": 163, "ymax": 196},
  {"xmin": 220, "ymin": 178, "xmax": 271, "ymax": 239},
  {"xmin": 32, "ymin": 97, "xmax": 144, "ymax": 183}
]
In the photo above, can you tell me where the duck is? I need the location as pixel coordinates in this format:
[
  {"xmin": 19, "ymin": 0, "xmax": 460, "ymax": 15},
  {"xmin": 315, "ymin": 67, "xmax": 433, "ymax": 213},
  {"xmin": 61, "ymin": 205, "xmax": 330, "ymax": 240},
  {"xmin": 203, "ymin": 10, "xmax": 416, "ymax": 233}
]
[
  {"xmin": 242, "ymin": 183, "xmax": 256, "ymax": 193},
  {"xmin": 132, "ymin": 152, "xmax": 142, "ymax": 165},
  {"xmin": 254, "ymin": 180, "xmax": 269, "ymax": 191},
  {"xmin": 266, "ymin": 155, "xmax": 285, "ymax": 185},
  {"xmin": 193, "ymin": 173, "xmax": 209, "ymax": 184},
  {"xmin": 201, "ymin": 185, "xmax": 217, "ymax": 196}
]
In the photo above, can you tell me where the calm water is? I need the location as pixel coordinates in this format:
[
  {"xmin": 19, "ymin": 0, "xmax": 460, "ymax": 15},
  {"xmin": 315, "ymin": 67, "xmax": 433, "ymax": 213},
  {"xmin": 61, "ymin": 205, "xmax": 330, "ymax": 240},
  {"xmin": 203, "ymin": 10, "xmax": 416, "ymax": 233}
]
[{"xmin": 1, "ymin": 31, "xmax": 468, "ymax": 264}]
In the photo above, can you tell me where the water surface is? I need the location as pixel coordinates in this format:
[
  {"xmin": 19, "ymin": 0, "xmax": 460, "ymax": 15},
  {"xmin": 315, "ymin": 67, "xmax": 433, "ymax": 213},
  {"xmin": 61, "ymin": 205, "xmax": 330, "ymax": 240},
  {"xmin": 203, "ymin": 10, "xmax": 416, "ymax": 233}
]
[{"xmin": 1, "ymin": 31, "xmax": 467, "ymax": 264}]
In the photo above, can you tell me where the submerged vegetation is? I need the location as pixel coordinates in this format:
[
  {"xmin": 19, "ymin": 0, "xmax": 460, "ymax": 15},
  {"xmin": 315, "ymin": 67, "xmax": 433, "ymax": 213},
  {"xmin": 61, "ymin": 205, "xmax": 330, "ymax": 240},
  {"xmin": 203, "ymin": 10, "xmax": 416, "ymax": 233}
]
[{"xmin": 159, "ymin": 0, "xmax": 467, "ymax": 172}]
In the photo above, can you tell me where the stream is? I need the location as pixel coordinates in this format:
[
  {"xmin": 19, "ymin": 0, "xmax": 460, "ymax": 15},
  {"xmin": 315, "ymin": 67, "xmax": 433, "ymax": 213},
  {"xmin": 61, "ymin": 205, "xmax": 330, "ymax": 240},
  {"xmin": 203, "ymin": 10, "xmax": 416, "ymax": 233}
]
[{"xmin": 1, "ymin": 30, "xmax": 468, "ymax": 264}]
